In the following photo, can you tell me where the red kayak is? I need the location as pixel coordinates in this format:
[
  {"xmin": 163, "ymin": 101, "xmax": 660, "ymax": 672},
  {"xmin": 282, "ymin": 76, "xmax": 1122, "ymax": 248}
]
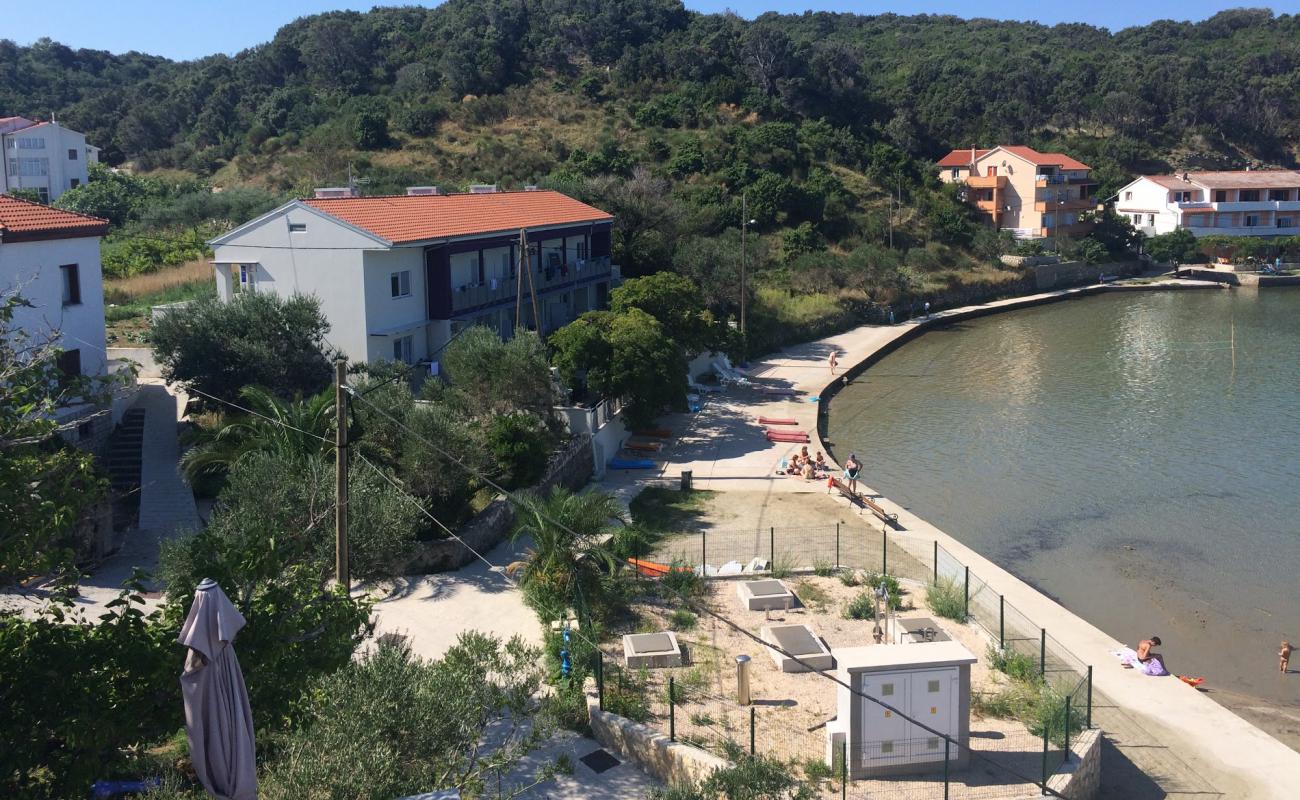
[
  {"xmin": 766, "ymin": 429, "xmax": 809, "ymax": 443},
  {"xmin": 758, "ymin": 416, "xmax": 798, "ymax": 425}
]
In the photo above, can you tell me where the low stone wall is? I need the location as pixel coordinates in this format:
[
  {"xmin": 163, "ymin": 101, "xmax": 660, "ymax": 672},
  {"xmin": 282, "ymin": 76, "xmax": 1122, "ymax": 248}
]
[
  {"xmin": 1043, "ymin": 728, "xmax": 1102, "ymax": 800},
  {"xmin": 1029, "ymin": 260, "xmax": 1141, "ymax": 291},
  {"xmin": 403, "ymin": 433, "xmax": 595, "ymax": 573},
  {"xmin": 1001, "ymin": 254, "xmax": 1061, "ymax": 268},
  {"xmin": 584, "ymin": 679, "xmax": 728, "ymax": 788}
]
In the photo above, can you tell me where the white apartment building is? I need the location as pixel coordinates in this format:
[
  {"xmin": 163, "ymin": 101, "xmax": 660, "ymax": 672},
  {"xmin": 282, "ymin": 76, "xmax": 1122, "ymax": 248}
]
[
  {"xmin": 0, "ymin": 194, "xmax": 120, "ymax": 444},
  {"xmin": 208, "ymin": 187, "xmax": 616, "ymax": 366},
  {"xmin": 1114, "ymin": 170, "xmax": 1300, "ymax": 238},
  {"xmin": 1, "ymin": 116, "xmax": 100, "ymax": 203}
]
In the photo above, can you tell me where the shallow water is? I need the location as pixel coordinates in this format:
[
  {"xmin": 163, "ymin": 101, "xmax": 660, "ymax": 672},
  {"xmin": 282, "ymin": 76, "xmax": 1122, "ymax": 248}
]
[{"xmin": 826, "ymin": 288, "xmax": 1300, "ymax": 708}]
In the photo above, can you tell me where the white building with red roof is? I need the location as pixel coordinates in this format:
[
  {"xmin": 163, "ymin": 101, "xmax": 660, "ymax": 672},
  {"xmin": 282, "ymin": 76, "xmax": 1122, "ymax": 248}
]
[
  {"xmin": 1, "ymin": 116, "xmax": 100, "ymax": 203},
  {"xmin": 208, "ymin": 186, "xmax": 616, "ymax": 366},
  {"xmin": 1113, "ymin": 170, "xmax": 1300, "ymax": 238},
  {"xmin": 936, "ymin": 145, "xmax": 1097, "ymax": 240}
]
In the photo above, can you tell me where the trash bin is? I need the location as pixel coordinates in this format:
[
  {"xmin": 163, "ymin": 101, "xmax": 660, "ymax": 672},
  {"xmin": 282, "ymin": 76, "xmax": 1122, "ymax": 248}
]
[{"xmin": 681, "ymin": 470, "xmax": 693, "ymax": 491}]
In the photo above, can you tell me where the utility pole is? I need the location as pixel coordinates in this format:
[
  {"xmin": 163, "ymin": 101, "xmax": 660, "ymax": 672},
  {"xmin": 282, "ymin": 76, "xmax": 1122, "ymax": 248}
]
[
  {"xmin": 334, "ymin": 357, "xmax": 349, "ymax": 589},
  {"xmin": 515, "ymin": 228, "xmax": 526, "ymax": 330},
  {"xmin": 524, "ymin": 234, "xmax": 542, "ymax": 334},
  {"xmin": 740, "ymin": 192, "xmax": 748, "ymax": 341}
]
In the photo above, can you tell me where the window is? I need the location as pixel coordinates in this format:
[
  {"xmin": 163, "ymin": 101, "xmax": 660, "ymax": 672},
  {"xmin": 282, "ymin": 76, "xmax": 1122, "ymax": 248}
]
[
  {"xmin": 1245, "ymin": 215, "xmax": 1260, "ymax": 227},
  {"xmin": 880, "ymin": 683, "xmax": 894, "ymax": 697},
  {"xmin": 927, "ymin": 738, "xmax": 941, "ymax": 751},
  {"xmin": 60, "ymin": 264, "xmax": 81, "ymax": 305},
  {"xmin": 288, "ymin": 221, "xmax": 307, "ymax": 232},
  {"xmin": 237, "ymin": 264, "xmax": 256, "ymax": 292},
  {"xmin": 8, "ymin": 157, "xmax": 48, "ymax": 176},
  {"xmin": 576, "ymin": 239, "xmax": 589, "ymax": 261},
  {"xmin": 1270, "ymin": 189, "xmax": 1289, "ymax": 201},
  {"xmin": 1172, "ymin": 191, "xmax": 1192, "ymax": 203},
  {"xmin": 392, "ymin": 335, "xmax": 413, "ymax": 364},
  {"xmin": 1132, "ymin": 214, "xmax": 1142, "ymax": 225},
  {"xmin": 1214, "ymin": 190, "xmax": 1227, "ymax": 203},
  {"xmin": 950, "ymin": 167, "xmax": 960, "ymax": 180},
  {"xmin": 390, "ymin": 270, "xmax": 411, "ymax": 298},
  {"xmin": 880, "ymin": 742, "xmax": 894, "ymax": 755},
  {"xmin": 16, "ymin": 136, "xmax": 44, "ymax": 149},
  {"xmin": 1239, "ymin": 190, "xmax": 1260, "ymax": 202},
  {"xmin": 1124, "ymin": 191, "xmax": 1133, "ymax": 201},
  {"xmin": 69, "ymin": 178, "xmax": 79, "ymax": 189},
  {"xmin": 1278, "ymin": 217, "xmax": 1293, "ymax": 228},
  {"xmin": 1147, "ymin": 214, "xmax": 1155, "ymax": 226},
  {"xmin": 67, "ymin": 148, "xmax": 78, "ymax": 161},
  {"xmin": 56, "ymin": 348, "xmax": 81, "ymax": 378},
  {"xmin": 35, "ymin": 187, "xmax": 48, "ymax": 203}
]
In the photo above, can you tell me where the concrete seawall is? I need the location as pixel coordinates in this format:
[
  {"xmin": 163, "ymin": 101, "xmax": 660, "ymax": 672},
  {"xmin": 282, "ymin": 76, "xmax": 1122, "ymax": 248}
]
[{"xmin": 809, "ymin": 281, "xmax": 1299, "ymax": 799}]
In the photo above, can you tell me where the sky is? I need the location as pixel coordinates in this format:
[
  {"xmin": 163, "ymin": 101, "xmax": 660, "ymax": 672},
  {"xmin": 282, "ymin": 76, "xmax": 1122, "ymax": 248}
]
[{"xmin": 7, "ymin": 0, "xmax": 1299, "ymax": 62}]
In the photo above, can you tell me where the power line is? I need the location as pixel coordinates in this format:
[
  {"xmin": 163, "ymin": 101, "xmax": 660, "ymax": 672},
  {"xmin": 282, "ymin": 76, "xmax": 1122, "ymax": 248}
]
[{"xmin": 345, "ymin": 388, "xmax": 1066, "ymax": 795}]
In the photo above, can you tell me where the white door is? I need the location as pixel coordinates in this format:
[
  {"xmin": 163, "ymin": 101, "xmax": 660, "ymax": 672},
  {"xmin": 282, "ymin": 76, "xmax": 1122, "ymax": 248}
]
[
  {"xmin": 905, "ymin": 669, "xmax": 957, "ymax": 764},
  {"xmin": 859, "ymin": 674, "xmax": 909, "ymax": 768}
]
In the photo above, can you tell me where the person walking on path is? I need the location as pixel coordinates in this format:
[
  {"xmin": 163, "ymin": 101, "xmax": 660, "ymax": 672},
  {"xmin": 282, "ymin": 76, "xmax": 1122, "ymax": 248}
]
[
  {"xmin": 844, "ymin": 453, "xmax": 862, "ymax": 497},
  {"xmin": 924, "ymin": 301, "xmax": 931, "ymax": 318},
  {"xmin": 829, "ymin": 349, "xmax": 839, "ymax": 374}
]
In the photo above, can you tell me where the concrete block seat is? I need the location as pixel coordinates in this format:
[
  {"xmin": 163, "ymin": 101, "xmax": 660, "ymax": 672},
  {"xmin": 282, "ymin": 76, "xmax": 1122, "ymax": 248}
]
[
  {"xmin": 761, "ymin": 623, "xmax": 835, "ymax": 673},
  {"xmin": 622, "ymin": 632, "xmax": 683, "ymax": 669},
  {"xmin": 736, "ymin": 579, "xmax": 795, "ymax": 611}
]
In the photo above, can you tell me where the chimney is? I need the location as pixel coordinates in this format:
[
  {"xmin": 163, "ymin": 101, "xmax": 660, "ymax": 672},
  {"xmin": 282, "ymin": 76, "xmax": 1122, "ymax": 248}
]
[
  {"xmin": 314, "ymin": 187, "xmax": 359, "ymax": 199},
  {"xmin": 468, "ymin": 184, "xmax": 499, "ymax": 194},
  {"xmin": 405, "ymin": 186, "xmax": 443, "ymax": 196}
]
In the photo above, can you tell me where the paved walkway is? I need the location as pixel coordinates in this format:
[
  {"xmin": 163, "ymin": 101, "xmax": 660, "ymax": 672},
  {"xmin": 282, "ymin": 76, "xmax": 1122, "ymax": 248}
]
[{"xmin": 600, "ymin": 280, "xmax": 1299, "ymax": 799}]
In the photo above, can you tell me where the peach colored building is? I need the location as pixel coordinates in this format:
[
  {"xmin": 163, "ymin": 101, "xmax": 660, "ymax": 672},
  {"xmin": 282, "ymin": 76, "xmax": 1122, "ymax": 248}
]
[{"xmin": 936, "ymin": 146, "xmax": 1097, "ymax": 240}]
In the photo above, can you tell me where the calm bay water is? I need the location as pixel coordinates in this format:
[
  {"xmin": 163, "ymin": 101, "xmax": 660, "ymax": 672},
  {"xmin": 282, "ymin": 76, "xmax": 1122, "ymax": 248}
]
[{"xmin": 827, "ymin": 288, "xmax": 1300, "ymax": 708}]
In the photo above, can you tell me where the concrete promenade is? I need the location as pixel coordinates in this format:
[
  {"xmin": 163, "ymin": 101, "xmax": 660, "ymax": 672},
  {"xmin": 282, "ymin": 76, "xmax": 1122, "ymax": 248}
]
[{"xmin": 601, "ymin": 279, "xmax": 1299, "ymax": 799}]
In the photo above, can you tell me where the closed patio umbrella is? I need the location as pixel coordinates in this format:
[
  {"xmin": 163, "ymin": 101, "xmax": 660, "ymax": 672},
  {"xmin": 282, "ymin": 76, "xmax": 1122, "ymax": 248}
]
[{"xmin": 178, "ymin": 579, "xmax": 257, "ymax": 800}]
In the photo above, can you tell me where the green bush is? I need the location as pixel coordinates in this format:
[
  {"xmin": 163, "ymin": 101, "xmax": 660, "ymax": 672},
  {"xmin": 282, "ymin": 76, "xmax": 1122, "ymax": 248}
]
[
  {"xmin": 842, "ymin": 591, "xmax": 875, "ymax": 621},
  {"xmin": 485, "ymin": 412, "xmax": 552, "ymax": 489},
  {"xmin": 812, "ymin": 559, "xmax": 835, "ymax": 577},
  {"xmin": 988, "ymin": 645, "xmax": 1040, "ymax": 683},
  {"xmin": 669, "ymin": 607, "xmax": 697, "ymax": 630},
  {"xmin": 864, "ymin": 572, "xmax": 904, "ymax": 610},
  {"xmin": 926, "ymin": 577, "xmax": 967, "ymax": 621},
  {"xmin": 838, "ymin": 570, "xmax": 862, "ymax": 587},
  {"xmin": 661, "ymin": 561, "xmax": 706, "ymax": 599}
]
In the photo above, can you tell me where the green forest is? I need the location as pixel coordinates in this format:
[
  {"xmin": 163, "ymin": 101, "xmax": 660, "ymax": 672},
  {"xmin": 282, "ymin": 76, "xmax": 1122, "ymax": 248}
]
[{"xmin": 5, "ymin": 2, "xmax": 1299, "ymax": 339}]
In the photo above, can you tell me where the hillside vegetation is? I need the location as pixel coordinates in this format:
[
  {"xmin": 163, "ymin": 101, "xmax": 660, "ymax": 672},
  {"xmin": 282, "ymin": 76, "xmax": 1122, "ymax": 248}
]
[{"xmin": 6, "ymin": 2, "xmax": 1297, "ymax": 345}]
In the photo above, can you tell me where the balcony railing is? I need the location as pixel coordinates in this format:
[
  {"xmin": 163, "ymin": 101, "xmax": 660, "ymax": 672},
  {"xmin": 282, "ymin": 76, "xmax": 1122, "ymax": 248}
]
[
  {"xmin": 965, "ymin": 174, "xmax": 1007, "ymax": 189},
  {"xmin": 1034, "ymin": 198, "xmax": 1096, "ymax": 212},
  {"xmin": 1035, "ymin": 174, "xmax": 1067, "ymax": 186},
  {"xmin": 450, "ymin": 256, "xmax": 611, "ymax": 312}
]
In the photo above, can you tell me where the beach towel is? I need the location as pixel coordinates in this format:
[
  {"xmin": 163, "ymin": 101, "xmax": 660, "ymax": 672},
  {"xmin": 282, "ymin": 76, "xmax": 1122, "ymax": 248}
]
[{"xmin": 1112, "ymin": 648, "xmax": 1168, "ymax": 676}]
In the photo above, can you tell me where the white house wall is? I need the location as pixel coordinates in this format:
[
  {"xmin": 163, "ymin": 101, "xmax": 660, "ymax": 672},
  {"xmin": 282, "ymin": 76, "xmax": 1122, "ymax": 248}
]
[
  {"xmin": 362, "ymin": 248, "xmax": 429, "ymax": 363},
  {"xmin": 1115, "ymin": 179, "xmax": 1179, "ymax": 236},
  {"xmin": 0, "ymin": 236, "xmax": 107, "ymax": 376},
  {"xmin": 211, "ymin": 205, "xmax": 378, "ymax": 363},
  {"xmin": 1, "ymin": 124, "xmax": 96, "ymax": 202}
]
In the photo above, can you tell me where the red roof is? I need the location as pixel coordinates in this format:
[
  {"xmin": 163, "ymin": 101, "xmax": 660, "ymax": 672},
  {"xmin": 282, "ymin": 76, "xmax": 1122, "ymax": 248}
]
[
  {"xmin": 937, "ymin": 146, "xmax": 1090, "ymax": 171},
  {"xmin": 0, "ymin": 195, "xmax": 109, "ymax": 242},
  {"xmin": 302, "ymin": 190, "xmax": 613, "ymax": 244}
]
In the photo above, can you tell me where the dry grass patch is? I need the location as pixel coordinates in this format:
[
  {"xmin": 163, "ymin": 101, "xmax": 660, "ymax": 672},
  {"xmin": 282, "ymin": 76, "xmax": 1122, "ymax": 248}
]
[{"xmin": 104, "ymin": 259, "xmax": 211, "ymax": 303}]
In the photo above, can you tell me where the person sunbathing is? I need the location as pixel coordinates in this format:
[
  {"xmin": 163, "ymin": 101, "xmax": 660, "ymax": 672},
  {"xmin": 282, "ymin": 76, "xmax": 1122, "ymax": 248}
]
[
  {"xmin": 801, "ymin": 459, "xmax": 815, "ymax": 480},
  {"xmin": 814, "ymin": 452, "xmax": 827, "ymax": 473},
  {"xmin": 1134, "ymin": 636, "xmax": 1166, "ymax": 671}
]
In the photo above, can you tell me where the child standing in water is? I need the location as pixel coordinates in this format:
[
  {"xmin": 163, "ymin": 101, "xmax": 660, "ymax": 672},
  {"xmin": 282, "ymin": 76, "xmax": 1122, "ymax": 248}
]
[{"xmin": 1281, "ymin": 641, "xmax": 1293, "ymax": 673}]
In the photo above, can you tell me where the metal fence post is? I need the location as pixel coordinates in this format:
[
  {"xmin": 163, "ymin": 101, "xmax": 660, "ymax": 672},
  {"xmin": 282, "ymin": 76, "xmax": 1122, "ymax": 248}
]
[
  {"xmin": 999, "ymin": 595, "xmax": 1005, "ymax": 649},
  {"xmin": 1041, "ymin": 724, "xmax": 1049, "ymax": 795},
  {"xmin": 933, "ymin": 540, "xmax": 938, "ymax": 583},
  {"xmin": 944, "ymin": 738, "xmax": 950, "ymax": 800},
  {"xmin": 1040, "ymin": 629, "xmax": 1047, "ymax": 678},
  {"xmin": 882, "ymin": 528, "xmax": 888, "ymax": 575},
  {"xmin": 770, "ymin": 527, "xmax": 775, "ymax": 565},
  {"xmin": 669, "ymin": 677, "xmax": 676, "ymax": 742},
  {"xmin": 1086, "ymin": 665, "xmax": 1093, "ymax": 729},
  {"xmin": 702, "ymin": 530, "xmax": 707, "ymax": 573},
  {"xmin": 840, "ymin": 740, "xmax": 847, "ymax": 800},
  {"xmin": 596, "ymin": 653, "xmax": 604, "ymax": 711},
  {"xmin": 963, "ymin": 565, "xmax": 970, "ymax": 619},
  {"xmin": 1064, "ymin": 694, "xmax": 1072, "ymax": 762},
  {"xmin": 835, "ymin": 522, "xmax": 841, "ymax": 571},
  {"xmin": 750, "ymin": 706, "xmax": 756, "ymax": 755}
]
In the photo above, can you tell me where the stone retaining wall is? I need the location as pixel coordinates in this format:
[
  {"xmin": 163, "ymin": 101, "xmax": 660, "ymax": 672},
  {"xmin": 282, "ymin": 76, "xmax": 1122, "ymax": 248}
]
[
  {"xmin": 584, "ymin": 679, "xmax": 727, "ymax": 788},
  {"xmin": 402, "ymin": 433, "xmax": 594, "ymax": 573},
  {"xmin": 1043, "ymin": 728, "xmax": 1102, "ymax": 800}
]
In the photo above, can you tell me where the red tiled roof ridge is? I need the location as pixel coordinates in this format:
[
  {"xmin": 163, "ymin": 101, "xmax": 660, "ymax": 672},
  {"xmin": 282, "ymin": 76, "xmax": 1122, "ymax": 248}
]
[
  {"xmin": 936, "ymin": 145, "xmax": 1090, "ymax": 170},
  {"xmin": 0, "ymin": 194, "xmax": 109, "ymax": 239}
]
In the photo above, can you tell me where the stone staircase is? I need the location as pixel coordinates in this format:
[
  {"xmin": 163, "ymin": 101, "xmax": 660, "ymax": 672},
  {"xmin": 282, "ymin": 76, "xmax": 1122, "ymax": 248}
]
[{"xmin": 105, "ymin": 407, "xmax": 145, "ymax": 532}]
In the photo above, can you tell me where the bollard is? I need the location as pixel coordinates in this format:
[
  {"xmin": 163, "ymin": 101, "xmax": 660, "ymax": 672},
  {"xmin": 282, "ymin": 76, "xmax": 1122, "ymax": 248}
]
[
  {"xmin": 736, "ymin": 655, "xmax": 752, "ymax": 706},
  {"xmin": 669, "ymin": 677, "xmax": 676, "ymax": 741}
]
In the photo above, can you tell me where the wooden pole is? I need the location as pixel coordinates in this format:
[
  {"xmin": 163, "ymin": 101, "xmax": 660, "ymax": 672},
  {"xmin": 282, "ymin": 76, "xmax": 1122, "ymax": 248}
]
[
  {"xmin": 334, "ymin": 357, "xmax": 349, "ymax": 589},
  {"xmin": 525, "ymin": 234, "xmax": 543, "ymax": 333},
  {"xmin": 515, "ymin": 229, "xmax": 526, "ymax": 330}
]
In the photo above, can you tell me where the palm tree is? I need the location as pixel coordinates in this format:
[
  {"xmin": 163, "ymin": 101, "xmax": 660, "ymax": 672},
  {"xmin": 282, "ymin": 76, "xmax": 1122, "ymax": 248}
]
[
  {"xmin": 507, "ymin": 487, "xmax": 627, "ymax": 627},
  {"xmin": 181, "ymin": 385, "xmax": 335, "ymax": 483}
]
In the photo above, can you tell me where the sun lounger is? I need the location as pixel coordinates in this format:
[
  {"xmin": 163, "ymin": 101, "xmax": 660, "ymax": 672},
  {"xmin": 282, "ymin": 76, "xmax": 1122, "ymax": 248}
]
[
  {"xmin": 758, "ymin": 416, "xmax": 798, "ymax": 425},
  {"xmin": 689, "ymin": 380, "xmax": 724, "ymax": 395},
  {"xmin": 765, "ymin": 429, "xmax": 809, "ymax": 443},
  {"xmin": 608, "ymin": 458, "xmax": 656, "ymax": 470},
  {"xmin": 624, "ymin": 440, "xmax": 662, "ymax": 452}
]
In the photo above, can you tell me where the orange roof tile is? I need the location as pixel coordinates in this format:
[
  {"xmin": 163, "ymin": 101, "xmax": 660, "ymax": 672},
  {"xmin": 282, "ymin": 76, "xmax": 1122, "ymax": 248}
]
[
  {"xmin": 936, "ymin": 149, "xmax": 991, "ymax": 167},
  {"xmin": 302, "ymin": 190, "xmax": 612, "ymax": 244},
  {"xmin": 0, "ymin": 195, "xmax": 109, "ymax": 242}
]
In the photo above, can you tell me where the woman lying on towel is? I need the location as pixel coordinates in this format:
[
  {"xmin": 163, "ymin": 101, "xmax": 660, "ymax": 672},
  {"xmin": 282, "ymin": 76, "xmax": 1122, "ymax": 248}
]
[{"xmin": 1113, "ymin": 636, "xmax": 1168, "ymax": 676}]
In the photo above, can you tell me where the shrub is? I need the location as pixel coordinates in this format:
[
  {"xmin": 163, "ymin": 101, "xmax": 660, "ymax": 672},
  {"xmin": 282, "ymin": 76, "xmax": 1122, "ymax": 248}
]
[
  {"xmin": 661, "ymin": 561, "xmax": 706, "ymax": 599},
  {"xmin": 926, "ymin": 577, "xmax": 967, "ymax": 621},
  {"xmin": 988, "ymin": 645, "xmax": 1040, "ymax": 683},
  {"xmin": 838, "ymin": 570, "xmax": 862, "ymax": 587},
  {"xmin": 485, "ymin": 412, "xmax": 552, "ymax": 489},
  {"xmin": 842, "ymin": 591, "xmax": 875, "ymax": 621},
  {"xmin": 802, "ymin": 757, "xmax": 834, "ymax": 782},
  {"xmin": 669, "ymin": 608, "xmax": 697, "ymax": 631},
  {"xmin": 769, "ymin": 550, "xmax": 797, "ymax": 579},
  {"xmin": 812, "ymin": 559, "xmax": 835, "ymax": 577},
  {"xmin": 604, "ymin": 666, "xmax": 650, "ymax": 722},
  {"xmin": 864, "ymin": 572, "xmax": 904, "ymax": 610}
]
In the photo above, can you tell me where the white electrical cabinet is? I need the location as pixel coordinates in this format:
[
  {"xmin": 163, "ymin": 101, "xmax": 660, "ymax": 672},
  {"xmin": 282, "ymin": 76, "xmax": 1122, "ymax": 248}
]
[{"xmin": 826, "ymin": 641, "xmax": 976, "ymax": 778}]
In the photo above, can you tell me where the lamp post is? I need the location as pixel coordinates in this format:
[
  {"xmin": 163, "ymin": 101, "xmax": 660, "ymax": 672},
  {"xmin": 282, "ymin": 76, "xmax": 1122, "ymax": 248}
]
[
  {"xmin": 1055, "ymin": 193, "xmax": 1066, "ymax": 254},
  {"xmin": 740, "ymin": 193, "xmax": 755, "ymax": 357}
]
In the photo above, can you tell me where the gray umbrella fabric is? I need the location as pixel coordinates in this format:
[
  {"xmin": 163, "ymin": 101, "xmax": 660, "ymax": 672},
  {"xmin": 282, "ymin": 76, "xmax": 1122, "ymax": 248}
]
[{"xmin": 178, "ymin": 579, "xmax": 257, "ymax": 800}]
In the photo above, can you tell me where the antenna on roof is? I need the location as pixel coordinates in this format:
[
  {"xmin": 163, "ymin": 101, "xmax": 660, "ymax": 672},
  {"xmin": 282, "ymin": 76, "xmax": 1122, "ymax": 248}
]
[{"xmin": 346, "ymin": 163, "xmax": 370, "ymax": 197}]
